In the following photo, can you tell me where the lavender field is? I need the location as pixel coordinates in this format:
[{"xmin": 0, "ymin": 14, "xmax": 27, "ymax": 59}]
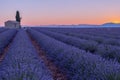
[{"xmin": 0, "ymin": 27, "xmax": 120, "ymax": 80}]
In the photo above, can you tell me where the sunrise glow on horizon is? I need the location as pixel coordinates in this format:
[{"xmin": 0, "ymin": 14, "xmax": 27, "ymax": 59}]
[{"xmin": 0, "ymin": 0, "xmax": 120, "ymax": 26}]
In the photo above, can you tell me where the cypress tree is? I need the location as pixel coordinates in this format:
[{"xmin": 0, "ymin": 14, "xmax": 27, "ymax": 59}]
[{"xmin": 16, "ymin": 11, "xmax": 21, "ymax": 23}]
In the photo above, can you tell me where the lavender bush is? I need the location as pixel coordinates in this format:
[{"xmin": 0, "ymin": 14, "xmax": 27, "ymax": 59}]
[
  {"xmin": 39, "ymin": 27, "xmax": 120, "ymax": 39},
  {"xmin": 28, "ymin": 29, "xmax": 120, "ymax": 80},
  {"xmin": 0, "ymin": 28, "xmax": 7, "ymax": 33},
  {"xmin": 0, "ymin": 29, "xmax": 17, "ymax": 55},
  {"xmin": 56, "ymin": 31, "xmax": 120, "ymax": 46},
  {"xmin": 37, "ymin": 28, "xmax": 120, "ymax": 46},
  {"xmin": 0, "ymin": 29, "xmax": 53, "ymax": 80},
  {"xmin": 35, "ymin": 29, "xmax": 120, "ymax": 62},
  {"xmin": 38, "ymin": 29, "xmax": 98, "ymax": 53}
]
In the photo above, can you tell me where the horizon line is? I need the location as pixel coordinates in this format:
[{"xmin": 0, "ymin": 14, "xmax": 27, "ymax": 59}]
[{"xmin": 0, "ymin": 22, "xmax": 120, "ymax": 27}]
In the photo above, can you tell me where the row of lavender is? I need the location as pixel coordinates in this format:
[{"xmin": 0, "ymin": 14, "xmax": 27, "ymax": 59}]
[
  {"xmin": 0, "ymin": 28, "xmax": 8, "ymax": 33},
  {"xmin": 66, "ymin": 28, "xmax": 120, "ymax": 36},
  {"xmin": 38, "ymin": 28, "xmax": 120, "ymax": 45},
  {"xmin": 34, "ymin": 29, "xmax": 120, "ymax": 63},
  {"xmin": 28, "ymin": 29, "xmax": 120, "ymax": 80},
  {"xmin": 45, "ymin": 28, "xmax": 120, "ymax": 46},
  {"xmin": 0, "ymin": 29, "xmax": 53, "ymax": 80},
  {"xmin": 40, "ymin": 28, "xmax": 120, "ymax": 39},
  {"xmin": 0, "ymin": 29, "xmax": 17, "ymax": 55},
  {"xmin": 59, "ymin": 32, "xmax": 120, "ymax": 46}
]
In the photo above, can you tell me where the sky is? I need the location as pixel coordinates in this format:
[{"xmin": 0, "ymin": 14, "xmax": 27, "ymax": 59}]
[{"xmin": 0, "ymin": 0, "xmax": 120, "ymax": 26}]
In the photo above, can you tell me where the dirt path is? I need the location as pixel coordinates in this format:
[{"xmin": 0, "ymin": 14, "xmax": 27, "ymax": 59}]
[{"xmin": 27, "ymin": 32, "xmax": 67, "ymax": 80}]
